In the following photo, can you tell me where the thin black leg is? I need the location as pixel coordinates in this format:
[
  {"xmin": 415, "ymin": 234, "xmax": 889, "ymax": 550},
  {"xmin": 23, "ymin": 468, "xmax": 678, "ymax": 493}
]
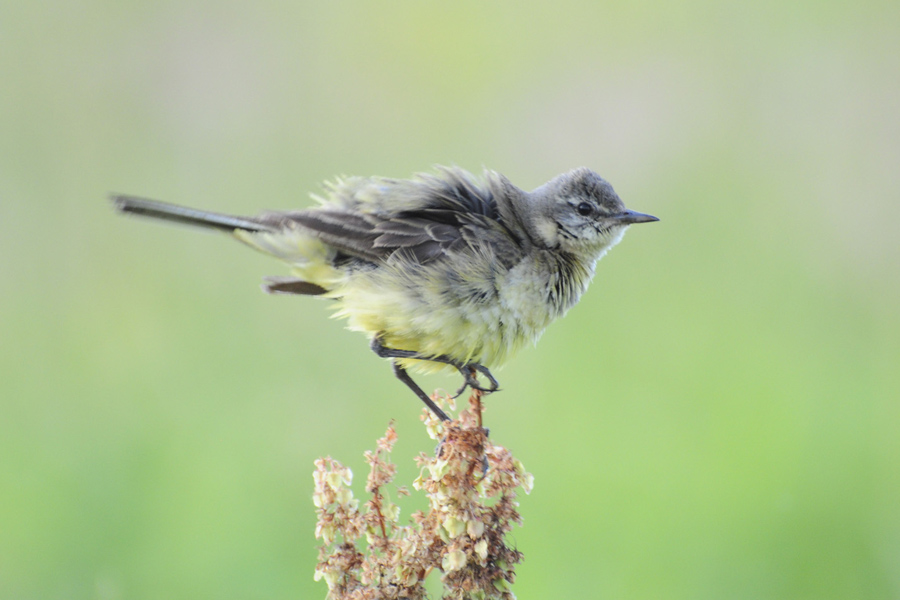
[
  {"xmin": 391, "ymin": 362, "xmax": 451, "ymax": 422},
  {"xmin": 370, "ymin": 336, "xmax": 500, "ymax": 404}
]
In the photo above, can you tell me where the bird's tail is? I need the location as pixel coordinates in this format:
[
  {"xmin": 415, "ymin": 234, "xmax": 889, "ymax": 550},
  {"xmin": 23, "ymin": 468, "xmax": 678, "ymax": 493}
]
[
  {"xmin": 112, "ymin": 194, "xmax": 341, "ymax": 295},
  {"xmin": 110, "ymin": 195, "xmax": 272, "ymax": 233}
]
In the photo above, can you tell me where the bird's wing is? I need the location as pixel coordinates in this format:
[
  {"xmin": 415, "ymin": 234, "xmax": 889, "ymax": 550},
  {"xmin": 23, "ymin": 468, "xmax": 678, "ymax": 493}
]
[
  {"xmin": 260, "ymin": 170, "xmax": 526, "ymax": 266},
  {"xmin": 264, "ymin": 209, "xmax": 388, "ymax": 263}
]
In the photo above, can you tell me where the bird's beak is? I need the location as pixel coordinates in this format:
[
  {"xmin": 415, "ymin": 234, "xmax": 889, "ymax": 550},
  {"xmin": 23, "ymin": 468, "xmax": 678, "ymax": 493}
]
[{"xmin": 614, "ymin": 210, "xmax": 659, "ymax": 224}]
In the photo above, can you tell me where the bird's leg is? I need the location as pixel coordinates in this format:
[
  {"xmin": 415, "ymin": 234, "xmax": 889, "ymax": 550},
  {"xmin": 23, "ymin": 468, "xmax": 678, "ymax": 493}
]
[
  {"xmin": 390, "ymin": 361, "xmax": 451, "ymax": 422},
  {"xmin": 370, "ymin": 337, "xmax": 450, "ymax": 420},
  {"xmin": 370, "ymin": 337, "xmax": 499, "ymax": 404}
]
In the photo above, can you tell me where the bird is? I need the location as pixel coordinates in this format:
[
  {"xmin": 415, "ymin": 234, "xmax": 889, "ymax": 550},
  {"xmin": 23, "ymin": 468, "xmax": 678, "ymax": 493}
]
[{"xmin": 112, "ymin": 166, "xmax": 658, "ymax": 421}]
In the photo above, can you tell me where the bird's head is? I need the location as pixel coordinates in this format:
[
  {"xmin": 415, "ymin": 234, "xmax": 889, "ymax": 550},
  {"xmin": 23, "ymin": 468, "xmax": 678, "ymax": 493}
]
[{"xmin": 523, "ymin": 167, "xmax": 658, "ymax": 258}]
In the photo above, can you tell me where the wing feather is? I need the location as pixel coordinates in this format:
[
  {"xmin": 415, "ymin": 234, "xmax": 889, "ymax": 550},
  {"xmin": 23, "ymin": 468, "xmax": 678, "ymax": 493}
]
[{"xmin": 255, "ymin": 169, "xmax": 526, "ymax": 267}]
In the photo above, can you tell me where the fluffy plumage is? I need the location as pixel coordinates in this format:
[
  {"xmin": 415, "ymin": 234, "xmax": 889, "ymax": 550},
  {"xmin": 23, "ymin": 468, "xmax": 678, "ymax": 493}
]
[{"xmin": 112, "ymin": 166, "xmax": 657, "ymax": 418}]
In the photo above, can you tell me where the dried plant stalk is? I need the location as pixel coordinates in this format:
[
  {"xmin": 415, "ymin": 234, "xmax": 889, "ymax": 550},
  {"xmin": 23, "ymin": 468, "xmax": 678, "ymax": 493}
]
[{"xmin": 313, "ymin": 393, "xmax": 533, "ymax": 600}]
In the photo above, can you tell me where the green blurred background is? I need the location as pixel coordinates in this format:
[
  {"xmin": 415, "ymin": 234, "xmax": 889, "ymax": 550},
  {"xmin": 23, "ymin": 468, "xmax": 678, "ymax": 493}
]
[{"xmin": 2, "ymin": 1, "xmax": 899, "ymax": 598}]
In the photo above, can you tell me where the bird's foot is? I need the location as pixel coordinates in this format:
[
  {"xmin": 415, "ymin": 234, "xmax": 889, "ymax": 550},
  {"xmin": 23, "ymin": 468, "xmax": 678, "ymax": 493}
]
[{"xmin": 451, "ymin": 363, "xmax": 500, "ymax": 398}]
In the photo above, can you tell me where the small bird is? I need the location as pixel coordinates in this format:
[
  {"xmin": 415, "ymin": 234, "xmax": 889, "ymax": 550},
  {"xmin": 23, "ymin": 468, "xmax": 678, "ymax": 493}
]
[{"xmin": 112, "ymin": 167, "xmax": 657, "ymax": 421}]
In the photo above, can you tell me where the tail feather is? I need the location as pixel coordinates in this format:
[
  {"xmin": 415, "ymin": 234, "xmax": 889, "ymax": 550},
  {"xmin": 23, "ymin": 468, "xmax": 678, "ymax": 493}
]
[
  {"xmin": 111, "ymin": 195, "xmax": 271, "ymax": 233},
  {"xmin": 262, "ymin": 276, "xmax": 328, "ymax": 296}
]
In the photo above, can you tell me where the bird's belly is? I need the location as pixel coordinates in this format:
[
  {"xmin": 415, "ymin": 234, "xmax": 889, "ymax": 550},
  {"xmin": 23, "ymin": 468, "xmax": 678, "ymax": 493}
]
[{"xmin": 330, "ymin": 265, "xmax": 549, "ymax": 373}]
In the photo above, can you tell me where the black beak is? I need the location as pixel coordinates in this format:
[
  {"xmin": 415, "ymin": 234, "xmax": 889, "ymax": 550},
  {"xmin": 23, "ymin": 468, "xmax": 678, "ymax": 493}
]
[{"xmin": 614, "ymin": 210, "xmax": 659, "ymax": 225}]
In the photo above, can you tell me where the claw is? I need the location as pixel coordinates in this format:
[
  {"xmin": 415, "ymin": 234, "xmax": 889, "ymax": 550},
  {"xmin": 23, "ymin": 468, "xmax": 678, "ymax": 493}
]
[
  {"xmin": 453, "ymin": 363, "xmax": 500, "ymax": 395},
  {"xmin": 470, "ymin": 364, "xmax": 499, "ymax": 392}
]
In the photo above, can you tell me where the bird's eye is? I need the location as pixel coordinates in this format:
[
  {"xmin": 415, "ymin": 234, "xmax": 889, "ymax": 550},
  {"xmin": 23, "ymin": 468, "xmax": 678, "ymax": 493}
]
[{"xmin": 576, "ymin": 202, "xmax": 594, "ymax": 216}]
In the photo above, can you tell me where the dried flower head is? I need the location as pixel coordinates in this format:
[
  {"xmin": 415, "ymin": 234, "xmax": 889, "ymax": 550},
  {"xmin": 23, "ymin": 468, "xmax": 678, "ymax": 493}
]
[{"xmin": 313, "ymin": 392, "xmax": 532, "ymax": 600}]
